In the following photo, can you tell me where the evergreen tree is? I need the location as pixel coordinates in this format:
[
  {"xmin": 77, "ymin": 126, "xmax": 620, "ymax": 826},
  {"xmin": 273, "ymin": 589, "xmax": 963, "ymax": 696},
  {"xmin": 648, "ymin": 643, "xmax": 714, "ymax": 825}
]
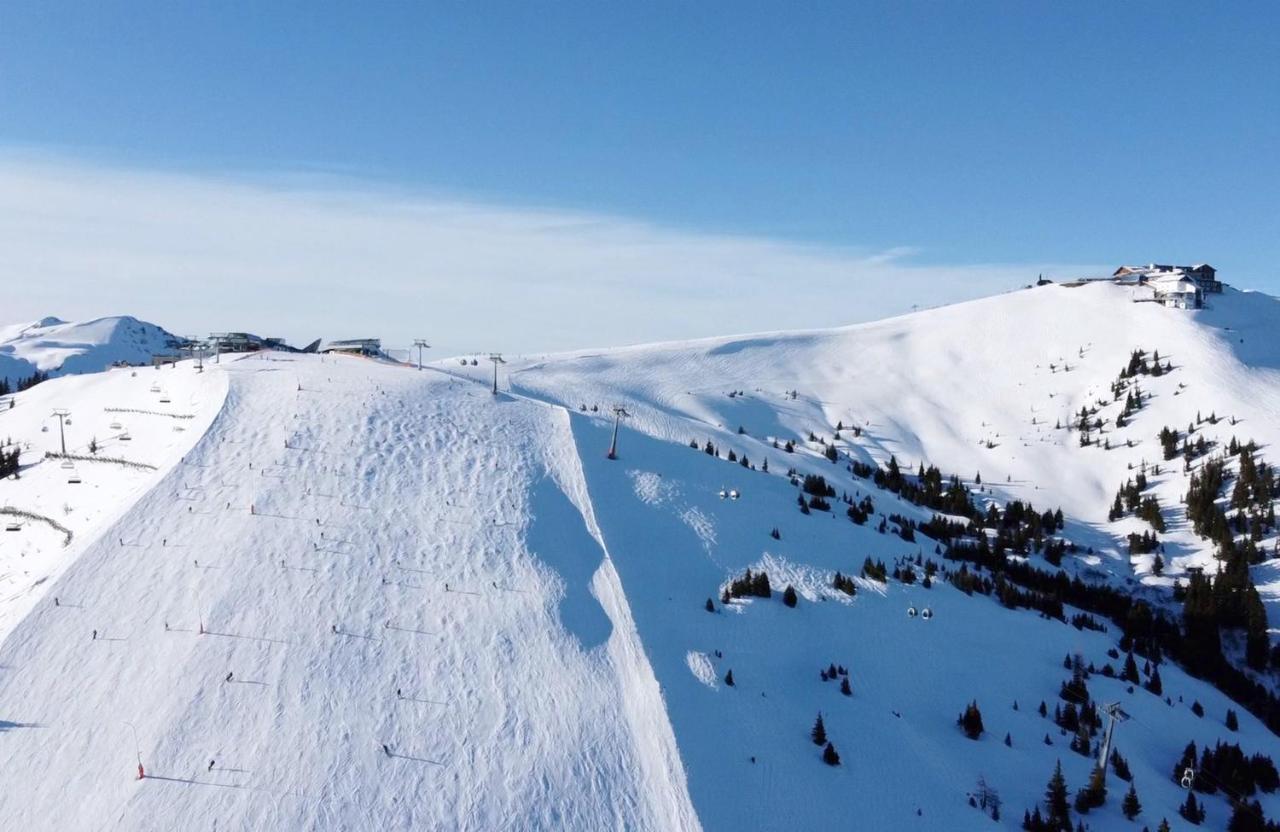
[
  {"xmin": 1178, "ymin": 791, "xmax": 1204, "ymax": 825},
  {"xmin": 811, "ymin": 713, "xmax": 827, "ymax": 745},
  {"xmin": 724, "ymin": 669, "xmax": 735, "ymax": 687},
  {"xmin": 1145, "ymin": 666, "xmax": 1162, "ymax": 695},
  {"xmin": 1111, "ymin": 749, "xmax": 1132, "ymax": 781},
  {"xmin": 822, "ymin": 741, "xmax": 840, "ymax": 766},
  {"xmin": 840, "ymin": 677, "xmax": 852, "ymax": 697},
  {"xmin": 783, "ymin": 585, "xmax": 798, "ymax": 607},
  {"xmin": 960, "ymin": 701, "xmax": 985, "ymax": 739},
  {"xmin": 1045, "ymin": 760, "xmax": 1071, "ymax": 831},
  {"xmin": 1122, "ymin": 781, "xmax": 1142, "ymax": 820},
  {"xmin": 1074, "ymin": 765, "xmax": 1107, "ymax": 812},
  {"xmin": 1227, "ymin": 708, "xmax": 1240, "ymax": 731},
  {"xmin": 1121, "ymin": 652, "xmax": 1140, "ymax": 683},
  {"xmin": 1227, "ymin": 800, "xmax": 1272, "ymax": 832}
]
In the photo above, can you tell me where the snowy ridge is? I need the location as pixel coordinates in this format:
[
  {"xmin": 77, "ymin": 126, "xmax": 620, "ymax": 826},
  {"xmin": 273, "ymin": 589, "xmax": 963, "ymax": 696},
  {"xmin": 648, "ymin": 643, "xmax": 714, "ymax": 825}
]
[{"xmin": 0, "ymin": 315, "xmax": 181, "ymax": 388}]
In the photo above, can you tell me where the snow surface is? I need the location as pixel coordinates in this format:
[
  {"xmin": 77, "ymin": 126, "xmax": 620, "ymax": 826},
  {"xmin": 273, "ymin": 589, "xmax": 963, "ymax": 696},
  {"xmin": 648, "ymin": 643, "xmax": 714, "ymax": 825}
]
[
  {"xmin": 2, "ymin": 283, "xmax": 1280, "ymax": 830},
  {"xmin": 0, "ymin": 315, "xmax": 181, "ymax": 388}
]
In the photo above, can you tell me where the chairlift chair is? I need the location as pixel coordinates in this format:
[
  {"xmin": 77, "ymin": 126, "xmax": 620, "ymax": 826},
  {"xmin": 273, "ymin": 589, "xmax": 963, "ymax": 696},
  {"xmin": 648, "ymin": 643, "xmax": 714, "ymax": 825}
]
[
  {"xmin": 718, "ymin": 489, "xmax": 727, "ymax": 500},
  {"xmin": 67, "ymin": 471, "xmax": 82, "ymax": 484},
  {"xmin": 921, "ymin": 607, "xmax": 934, "ymax": 620},
  {"xmin": 149, "ymin": 384, "xmax": 161, "ymax": 393},
  {"xmin": 119, "ymin": 431, "xmax": 132, "ymax": 441},
  {"xmin": 4, "ymin": 520, "xmax": 21, "ymax": 532},
  {"xmin": 907, "ymin": 606, "xmax": 918, "ymax": 617},
  {"xmin": 109, "ymin": 421, "xmax": 122, "ymax": 430},
  {"xmin": 60, "ymin": 459, "xmax": 74, "ymax": 469},
  {"xmin": 159, "ymin": 395, "xmax": 171, "ymax": 403},
  {"xmin": 729, "ymin": 489, "xmax": 740, "ymax": 500}
]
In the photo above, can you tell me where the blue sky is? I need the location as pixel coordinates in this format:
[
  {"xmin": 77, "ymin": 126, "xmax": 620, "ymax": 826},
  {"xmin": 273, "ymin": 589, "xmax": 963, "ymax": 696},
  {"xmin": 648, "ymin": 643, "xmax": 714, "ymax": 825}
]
[{"xmin": 0, "ymin": 2, "xmax": 1276, "ymax": 352}]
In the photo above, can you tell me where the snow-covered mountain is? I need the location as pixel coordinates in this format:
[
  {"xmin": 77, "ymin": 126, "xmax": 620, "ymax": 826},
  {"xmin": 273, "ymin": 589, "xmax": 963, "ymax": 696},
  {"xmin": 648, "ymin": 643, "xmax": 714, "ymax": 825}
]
[
  {"xmin": 1, "ymin": 282, "xmax": 1279, "ymax": 830},
  {"xmin": 0, "ymin": 315, "xmax": 182, "ymax": 388}
]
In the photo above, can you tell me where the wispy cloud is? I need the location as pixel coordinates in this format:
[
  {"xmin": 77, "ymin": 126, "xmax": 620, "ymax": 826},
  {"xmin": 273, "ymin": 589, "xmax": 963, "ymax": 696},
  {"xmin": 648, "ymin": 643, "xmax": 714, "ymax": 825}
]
[{"xmin": 0, "ymin": 152, "xmax": 1102, "ymax": 355}]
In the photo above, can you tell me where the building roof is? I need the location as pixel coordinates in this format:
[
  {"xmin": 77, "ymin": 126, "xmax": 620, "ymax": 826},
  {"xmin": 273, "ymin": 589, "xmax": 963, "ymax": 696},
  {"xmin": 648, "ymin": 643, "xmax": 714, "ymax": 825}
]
[{"xmin": 1151, "ymin": 275, "xmax": 1200, "ymax": 294}]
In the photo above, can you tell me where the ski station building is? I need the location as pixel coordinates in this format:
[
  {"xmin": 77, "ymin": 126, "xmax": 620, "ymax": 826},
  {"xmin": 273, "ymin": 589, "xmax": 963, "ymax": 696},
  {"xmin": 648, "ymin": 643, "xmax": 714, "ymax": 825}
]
[
  {"xmin": 321, "ymin": 338, "xmax": 383, "ymax": 357},
  {"xmin": 1112, "ymin": 263, "xmax": 1223, "ymax": 309}
]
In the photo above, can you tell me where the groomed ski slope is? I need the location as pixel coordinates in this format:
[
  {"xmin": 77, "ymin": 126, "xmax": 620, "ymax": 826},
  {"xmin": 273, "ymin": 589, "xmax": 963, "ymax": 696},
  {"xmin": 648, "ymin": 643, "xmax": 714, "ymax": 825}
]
[{"xmin": 0, "ymin": 354, "xmax": 696, "ymax": 830}]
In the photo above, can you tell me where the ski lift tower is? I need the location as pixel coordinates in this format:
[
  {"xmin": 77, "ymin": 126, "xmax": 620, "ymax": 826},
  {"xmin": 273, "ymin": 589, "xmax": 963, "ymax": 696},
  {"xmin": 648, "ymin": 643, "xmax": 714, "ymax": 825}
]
[
  {"xmin": 1096, "ymin": 702, "xmax": 1128, "ymax": 782},
  {"xmin": 209, "ymin": 333, "xmax": 227, "ymax": 364},
  {"xmin": 413, "ymin": 339, "xmax": 431, "ymax": 371},
  {"xmin": 488, "ymin": 353, "xmax": 506, "ymax": 395},
  {"xmin": 607, "ymin": 406, "xmax": 629, "ymax": 460},
  {"xmin": 50, "ymin": 409, "xmax": 71, "ymax": 455},
  {"xmin": 188, "ymin": 337, "xmax": 205, "ymax": 373}
]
